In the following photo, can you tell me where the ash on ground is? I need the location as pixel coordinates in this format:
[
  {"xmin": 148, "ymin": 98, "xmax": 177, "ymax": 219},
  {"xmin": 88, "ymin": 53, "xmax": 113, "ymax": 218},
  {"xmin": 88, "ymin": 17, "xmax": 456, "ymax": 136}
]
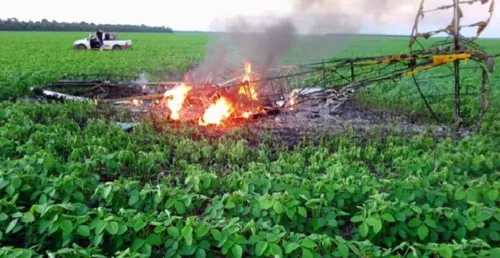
[
  {"xmin": 245, "ymin": 98, "xmax": 471, "ymax": 142},
  {"xmin": 128, "ymin": 92, "xmax": 472, "ymax": 145}
]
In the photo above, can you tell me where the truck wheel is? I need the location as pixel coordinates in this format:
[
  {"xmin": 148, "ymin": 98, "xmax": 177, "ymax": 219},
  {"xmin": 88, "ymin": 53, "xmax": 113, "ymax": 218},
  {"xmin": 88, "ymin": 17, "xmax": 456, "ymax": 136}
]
[
  {"xmin": 113, "ymin": 45, "xmax": 122, "ymax": 50},
  {"xmin": 77, "ymin": 44, "xmax": 87, "ymax": 50}
]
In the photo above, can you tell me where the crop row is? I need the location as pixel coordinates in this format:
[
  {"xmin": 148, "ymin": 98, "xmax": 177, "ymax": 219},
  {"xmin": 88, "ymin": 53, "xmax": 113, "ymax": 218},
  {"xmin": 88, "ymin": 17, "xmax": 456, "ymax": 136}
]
[
  {"xmin": 0, "ymin": 198, "xmax": 498, "ymax": 258},
  {"xmin": 1, "ymin": 101, "xmax": 499, "ymax": 257}
]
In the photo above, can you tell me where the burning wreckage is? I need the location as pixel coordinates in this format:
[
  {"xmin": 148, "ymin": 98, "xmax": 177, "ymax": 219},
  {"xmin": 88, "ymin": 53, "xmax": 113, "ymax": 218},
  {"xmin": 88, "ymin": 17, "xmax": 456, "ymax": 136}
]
[
  {"xmin": 30, "ymin": 62, "xmax": 357, "ymax": 129},
  {"xmin": 32, "ymin": 0, "xmax": 499, "ymax": 131}
]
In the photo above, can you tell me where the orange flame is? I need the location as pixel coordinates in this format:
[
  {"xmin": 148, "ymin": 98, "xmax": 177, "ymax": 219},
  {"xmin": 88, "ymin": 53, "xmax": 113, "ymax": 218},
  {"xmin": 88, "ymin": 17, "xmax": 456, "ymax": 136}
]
[
  {"xmin": 164, "ymin": 84, "xmax": 192, "ymax": 120},
  {"xmin": 199, "ymin": 97, "xmax": 234, "ymax": 126},
  {"xmin": 244, "ymin": 61, "xmax": 251, "ymax": 74},
  {"xmin": 132, "ymin": 99, "xmax": 142, "ymax": 106},
  {"xmin": 289, "ymin": 89, "xmax": 299, "ymax": 111},
  {"xmin": 239, "ymin": 61, "xmax": 258, "ymax": 101}
]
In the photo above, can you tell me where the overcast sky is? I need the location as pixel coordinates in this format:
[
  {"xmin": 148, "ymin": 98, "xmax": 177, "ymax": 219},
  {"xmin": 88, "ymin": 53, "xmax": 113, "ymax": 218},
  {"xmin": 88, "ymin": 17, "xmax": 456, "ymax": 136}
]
[{"xmin": 1, "ymin": 0, "xmax": 498, "ymax": 37}]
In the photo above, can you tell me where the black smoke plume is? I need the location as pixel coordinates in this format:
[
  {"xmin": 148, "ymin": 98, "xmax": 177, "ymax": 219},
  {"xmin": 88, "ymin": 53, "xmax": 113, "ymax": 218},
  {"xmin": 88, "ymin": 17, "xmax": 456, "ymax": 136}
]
[{"xmin": 192, "ymin": 0, "xmax": 428, "ymax": 81}]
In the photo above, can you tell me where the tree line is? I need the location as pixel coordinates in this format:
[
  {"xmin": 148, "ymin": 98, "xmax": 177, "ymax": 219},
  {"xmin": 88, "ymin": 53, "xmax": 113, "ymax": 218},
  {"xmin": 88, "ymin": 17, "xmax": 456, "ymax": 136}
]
[{"xmin": 0, "ymin": 18, "xmax": 174, "ymax": 33}]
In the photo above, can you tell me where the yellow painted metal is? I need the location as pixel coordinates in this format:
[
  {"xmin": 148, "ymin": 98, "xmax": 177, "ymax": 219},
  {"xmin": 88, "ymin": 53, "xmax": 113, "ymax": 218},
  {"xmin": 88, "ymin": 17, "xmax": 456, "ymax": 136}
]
[
  {"xmin": 432, "ymin": 53, "xmax": 471, "ymax": 65},
  {"xmin": 359, "ymin": 56, "xmax": 414, "ymax": 66},
  {"xmin": 357, "ymin": 52, "xmax": 471, "ymax": 68},
  {"xmin": 404, "ymin": 53, "xmax": 472, "ymax": 76}
]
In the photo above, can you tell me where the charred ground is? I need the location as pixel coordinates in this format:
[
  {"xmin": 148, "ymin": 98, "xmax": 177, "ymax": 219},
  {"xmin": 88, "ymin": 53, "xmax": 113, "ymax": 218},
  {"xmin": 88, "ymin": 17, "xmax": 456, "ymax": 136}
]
[{"xmin": 55, "ymin": 88, "xmax": 472, "ymax": 150}]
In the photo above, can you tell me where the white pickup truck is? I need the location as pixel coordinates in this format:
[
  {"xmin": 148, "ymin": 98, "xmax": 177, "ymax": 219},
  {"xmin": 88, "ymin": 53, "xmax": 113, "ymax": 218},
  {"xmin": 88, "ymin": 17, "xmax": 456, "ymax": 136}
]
[{"xmin": 73, "ymin": 33, "xmax": 132, "ymax": 50}]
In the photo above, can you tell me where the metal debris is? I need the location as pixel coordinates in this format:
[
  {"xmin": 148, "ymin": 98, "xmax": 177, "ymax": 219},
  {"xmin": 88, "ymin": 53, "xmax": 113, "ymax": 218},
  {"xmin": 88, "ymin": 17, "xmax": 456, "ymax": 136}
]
[{"xmin": 117, "ymin": 122, "xmax": 139, "ymax": 132}]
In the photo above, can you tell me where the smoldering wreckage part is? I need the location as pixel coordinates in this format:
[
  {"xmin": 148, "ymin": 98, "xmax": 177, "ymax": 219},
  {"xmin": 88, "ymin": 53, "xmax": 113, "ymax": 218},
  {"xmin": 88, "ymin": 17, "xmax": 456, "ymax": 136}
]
[{"xmin": 31, "ymin": 0, "xmax": 497, "ymax": 132}]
